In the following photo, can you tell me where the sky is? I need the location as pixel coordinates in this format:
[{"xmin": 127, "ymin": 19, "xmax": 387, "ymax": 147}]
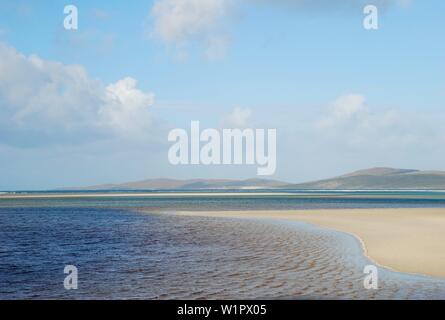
[{"xmin": 0, "ymin": 0, "xmax": 445, "ymax": 190}]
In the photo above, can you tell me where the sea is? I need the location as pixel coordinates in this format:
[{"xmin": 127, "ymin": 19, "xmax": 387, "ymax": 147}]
[{"xmin": 1, "ymin": 190, "xmax": 445, "ymax": 299}]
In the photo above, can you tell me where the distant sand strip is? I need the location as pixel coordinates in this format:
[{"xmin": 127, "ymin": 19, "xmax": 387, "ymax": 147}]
[
  {"xmin": 0, "ymin": 192, "xmax": 294, "ymax": 199},
  {"xmin": 3, "ymin": 192, "xmax": 445, "ymax": 200},
  {"xmin": 168, "ymin": 209, "xmax": 445, "ymax": 278}
]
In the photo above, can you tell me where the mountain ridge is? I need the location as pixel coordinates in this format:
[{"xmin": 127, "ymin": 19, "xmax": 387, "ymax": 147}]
[
  {"xmin": 287, "ymin": 167, "xmax": 445, "ymax": 190},
  {"xmin": 62, "ymin": 178, "xmax": 287, "ymax": 190},
  {"xmin": 60, "ymin": 167, "xmax": 445, "ymax": 191}
]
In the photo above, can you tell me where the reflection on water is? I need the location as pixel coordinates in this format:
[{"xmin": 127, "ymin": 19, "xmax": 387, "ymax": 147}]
[{"xmin": 1, "ymin": 205, "xmax": 445, "ymax": 299}]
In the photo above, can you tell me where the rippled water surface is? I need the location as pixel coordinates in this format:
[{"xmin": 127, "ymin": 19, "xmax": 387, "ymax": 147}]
[{"xmin": 1, "ymin": 195, "xmax": 445, "ymax": 299}]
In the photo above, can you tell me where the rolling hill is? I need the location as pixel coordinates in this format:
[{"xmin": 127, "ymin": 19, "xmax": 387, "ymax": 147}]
[
  {"xmin": 61, "ymin": 167, "xmax": 445, "ymax": 191},
  {"xmin": 64, "ymin": 178, "xmax": 288, "ymax": 190},
  {"xmin": 287, "ymin": 167, "xmax": 445, "ymax": 190}
]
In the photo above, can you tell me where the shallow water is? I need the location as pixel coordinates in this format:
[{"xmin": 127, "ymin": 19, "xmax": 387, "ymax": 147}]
[
  {"xmin": 3, "ymin": 191, "xmax": 445, "ymax": 210},
  {"xmin": 1, "ymin": 202, "xmax": 445, "ymax": 299}
]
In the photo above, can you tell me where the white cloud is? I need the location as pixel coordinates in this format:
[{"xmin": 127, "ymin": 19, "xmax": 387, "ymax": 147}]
[
  {"xmin": 223, "ymin": 107, "xmax": 252, "ymax": 128},
  {"xmin": 148, "ymin": 0, "xmax": 411, "ymax": 58},
  {"xmin": 316, "ymin": 94, "xmax": 402, "ymax": 130},
  {"xmin": 99, "ymin": 77, "xmax": 155, "ymax": 137},
  {"xmin": 149, "ymin": 0, "xmax": 233, "ymax": 59},
  {"xmin": 315, "ymin": 94, "xmax": 409, "ymax": 149},
  {"xmin": 0, "ymin": 43, "xmax": 155, "ymax": 147},
  {"xmin": 332, "ymin": 94, "xmax": 367, "ymax": 119},
  {"xmin": 317, "ymin": 94, "xmax": 368, "ymax": 128}
]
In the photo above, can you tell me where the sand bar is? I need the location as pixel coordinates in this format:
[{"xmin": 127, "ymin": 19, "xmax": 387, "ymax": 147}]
[
  {"xmin": 169, "ymin": 209, "xmax": 445, "ymax": 278},
  {"xmin": 0, "ymin": 192, "xmax": 295, "ymax": 199}
]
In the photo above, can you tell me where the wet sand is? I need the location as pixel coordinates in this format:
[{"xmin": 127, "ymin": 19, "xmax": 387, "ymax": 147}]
[{"xmin": 169, "ymin": 209, "xmax": 445, "ymax": 278}]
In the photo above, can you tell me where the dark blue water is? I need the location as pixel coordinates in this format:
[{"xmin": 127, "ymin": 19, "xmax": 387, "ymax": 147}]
[{"xmin": 1, "ymin": 194, "xmax": 445, "ymax": 299}]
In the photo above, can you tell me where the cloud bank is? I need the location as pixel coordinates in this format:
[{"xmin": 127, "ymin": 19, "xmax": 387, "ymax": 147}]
[{"xmin": 0, "ymin": 43, "xmax": 155, "ymax": 147}]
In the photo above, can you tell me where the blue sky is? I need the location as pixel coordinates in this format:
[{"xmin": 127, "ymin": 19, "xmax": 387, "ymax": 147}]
[{"xmin": 0, "ymin": 0, "xmax": 445, "ymax": 189}]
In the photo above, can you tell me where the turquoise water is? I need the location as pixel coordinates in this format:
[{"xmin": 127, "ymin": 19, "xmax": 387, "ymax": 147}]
[
  {"xmin": 2, "ymin": 190, "xmax": 445, "ymax": 210},
  {"xmin": 1, "ymin": 192, "xmax": 445, "ymax": 299}
]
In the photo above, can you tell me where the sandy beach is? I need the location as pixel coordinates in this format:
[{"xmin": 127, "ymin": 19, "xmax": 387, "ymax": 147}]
[{"xmin": 169, "ymin": 208, "xmax": 445, "ymax": 278}]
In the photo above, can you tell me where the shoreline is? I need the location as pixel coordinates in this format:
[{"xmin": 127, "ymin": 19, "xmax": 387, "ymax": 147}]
[
  {"xmin": 3, "ymin": 193, "xmax": 445, "ymax": 201},
  {"xmin": 159, "ymin": 208, "xmax": 445, "ymax": 279},
  {"xmin": 0, "ymin": 192, "xmax": 295, "ymax": 199}
]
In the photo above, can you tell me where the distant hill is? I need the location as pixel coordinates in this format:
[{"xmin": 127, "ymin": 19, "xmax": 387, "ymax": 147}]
[
  {"xmin": 61, "ymin": 167, "xmax": 445, "ymax": 191},
  {"xmin": 286, "ymin": 167, "xmax": 445, "ymax": 190},
  {"xmin": 63, "ymin": 178, "xmax": 288, "ymax": 190}
]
